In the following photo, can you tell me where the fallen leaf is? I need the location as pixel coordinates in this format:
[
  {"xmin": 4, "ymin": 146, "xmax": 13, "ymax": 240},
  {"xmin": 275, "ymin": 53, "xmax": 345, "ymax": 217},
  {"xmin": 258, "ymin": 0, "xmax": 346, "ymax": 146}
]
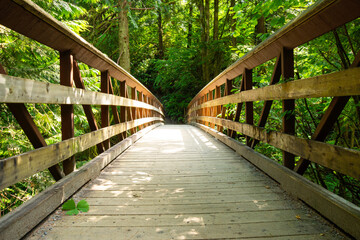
[{"xmin": 295, "ymin": 215, "xmax": 301, "ymax": 220}]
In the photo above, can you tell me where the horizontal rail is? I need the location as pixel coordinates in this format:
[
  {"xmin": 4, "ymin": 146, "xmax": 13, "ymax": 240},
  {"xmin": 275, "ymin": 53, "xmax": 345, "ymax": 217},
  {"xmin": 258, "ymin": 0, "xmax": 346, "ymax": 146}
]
[
  {"xmin": 0, "ymin": 123, "xmax": 163, "ymax": 240},
  {"xmin": 0, "ymin": 117, "xmax": 162, "ymax": 190},
  {"xmin": 193, "ymin": 116, "xmax": 360, "ymax": 180},
  {"xmin": 188, "ymin": 0, "xmax": 360, "ymax": 107},
  {"xmin": 189, "ymin": 67, "xmax": 360, "ymax": 113},
  {"xmin": 0, "ymin": 74, "xmax": 163, "ymax": 114},
  {"xmin": 192, "ymin": 122, "xmax": 360, "ymax": 240}
]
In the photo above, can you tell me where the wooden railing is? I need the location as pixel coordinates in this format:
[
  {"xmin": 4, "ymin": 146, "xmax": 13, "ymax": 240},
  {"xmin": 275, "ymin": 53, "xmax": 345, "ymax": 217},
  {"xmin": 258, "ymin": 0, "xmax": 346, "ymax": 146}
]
[
  {"xmin": 0, "ymin": 0, "xmax": 164, "ymax": 238},
  {"xmin": 187, "ymin": 0, "xmax": 360, "ymax": 238}
]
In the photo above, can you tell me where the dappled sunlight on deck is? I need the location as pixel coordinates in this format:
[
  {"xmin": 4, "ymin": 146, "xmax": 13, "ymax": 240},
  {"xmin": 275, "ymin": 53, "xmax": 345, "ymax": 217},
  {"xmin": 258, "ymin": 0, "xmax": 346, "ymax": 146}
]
[{"xmin": 34, "ymin": 125, "xmax": 344, "ymax": 240}]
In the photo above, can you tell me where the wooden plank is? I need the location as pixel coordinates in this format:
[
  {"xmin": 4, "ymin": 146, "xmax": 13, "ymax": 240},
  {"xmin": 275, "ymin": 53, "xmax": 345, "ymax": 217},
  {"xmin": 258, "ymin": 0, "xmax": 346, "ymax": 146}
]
[
  {"xmin": 0, "ymin": 0, "xmax": 162, "ymax": 107},
  {"xmin": 60, "ymin": 51, "xmax": 76, "ymax": 175},
  {"xmin": 81, "ymin": 187, "xmax": 281, "ymax": 198},
  {"xmin": 188, "ymin": 0, "xmax": 360, "ymax": 108},
  {"xmin": 0, "ymin": 117, "xmax": 161, "ymax": 190},
  {"xmin": 193, "ymin": 122, "xmax": 360, "ymax": 239},
  {"xmin": 54, "ymin": 209, "xmax": 312, "ymax": 227},
  {"xmin": 34, "ymin": 221, "xmax": 332, "ymax": 239},
  {"xmin": 0, "ymin": 123, "xmax": 163, "ymax": 240},
  {"xmin": 194, "ymin": 116, "xmax": 360, "ymax": 180},
  {"xmin": 281, "ymin": 47, "xmax": 295, "ymax": 169},
  {"xmin": 101, "ymin": 71, "xmax": 110, "ymax": 150},
  {"xmin": 72, "ymin": 60, "xmax": 105, "ymax": 154},
  {"xmin": 0, "ymin": 74, "xmax": 163, "ymax": 114},
  {"xmin": 75, "ymin": 201, "xmax": 294, "ymax": 215},
  {"xmin": 188, "ymin": 67, "xmax": 360, "ymax": 114},
  {"xmin": 80, "ymin": 193, "xmax": 284, "ymax": 205}
]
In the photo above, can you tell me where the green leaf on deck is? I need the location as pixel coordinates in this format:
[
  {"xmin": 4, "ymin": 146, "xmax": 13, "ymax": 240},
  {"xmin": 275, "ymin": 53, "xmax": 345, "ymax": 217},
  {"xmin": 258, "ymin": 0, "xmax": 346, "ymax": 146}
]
[
  {"xmin": 62, "ymin": 199, "xmax": 76, "ymax": 211},
  {"xmin": 66, "ymin": 208, "xmax": 79, "ymax": 216},
  {"xmin": 77, "ymin": 200, "xmax": 89, "ymax": 212}
]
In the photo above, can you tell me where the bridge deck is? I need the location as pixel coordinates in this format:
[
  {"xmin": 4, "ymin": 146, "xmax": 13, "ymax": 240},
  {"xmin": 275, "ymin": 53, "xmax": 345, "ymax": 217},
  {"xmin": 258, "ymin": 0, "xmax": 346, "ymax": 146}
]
[{"xmin": 28, "ymin": 125, "xmax": 345, "ymax": 239}]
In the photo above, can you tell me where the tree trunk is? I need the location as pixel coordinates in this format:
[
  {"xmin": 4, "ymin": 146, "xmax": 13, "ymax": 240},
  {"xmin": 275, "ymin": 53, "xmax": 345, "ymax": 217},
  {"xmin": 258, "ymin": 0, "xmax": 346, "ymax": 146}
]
[
  {"xmin": 187, "ymin": 3, "xmax": 193, "ymax": 48},
  {"xmin": 118, "ymin": 0, "xmax": 130, "ymax": 72},
  {"xmin": 213, "ymin": 0, "xmax": 221, "ymax": 76},
  {"xmin": 255, "ymin": 15, "xmax": 265, "ymax": 45},
  {"xmin": 230, "ymin": 0, "xmax": 236, "ymax": 46},
  {"xmin": 197, "ymin": 0, "xmax": 210, "ymax": 82},
  {"xmin": 157, "ymin": 6, "xmax": 164, "ymax": 59}
]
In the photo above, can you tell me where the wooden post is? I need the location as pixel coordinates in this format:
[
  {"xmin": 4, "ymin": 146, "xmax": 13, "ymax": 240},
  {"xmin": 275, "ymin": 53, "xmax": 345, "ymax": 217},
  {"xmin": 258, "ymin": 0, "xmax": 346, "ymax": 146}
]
[
  {"xmin": 119, "ymin": 81, "xmax": 127, "ymax": 140},
  {"xmin": 209, "ymin": 90, "xmax": 214, "ymax": 128},
  {"xmin": 101, "ymin": 70, "xmax": 110, "ymax": 150},
  {"xmin": 244, "ymin": 68, "xmax": 253, "ymax": 146},
  {"xmin": 60, "ymin": 51, "xmax": 75, "ymax": 175},
  {"xmin": 231, "ymin": 76, "xmax": 245, "ymax": 139},
  {"xmin": 251, "ymin": 54, "xmax": 282, "ymax": 148},
  {"xmin": 130, "ymin": 87, "xmax": 137, "ymax": 134},
  {"xmin": 215, "ymin": 86, "xmax": 221, "ymax": 131},
  {"xmin": 224, "ymin": 79, "xmax": 234, "ymax": 136},
  {"xmin": 72, "ymin": 61, "xmax": 105, "ymax": 154},
  {"xmin": 138, "ymin": 92, "xmax": 143, "ymax": 130},
  {"xmin": 281, "ymin": 47, "xmax": 295, "ymax": 169}
]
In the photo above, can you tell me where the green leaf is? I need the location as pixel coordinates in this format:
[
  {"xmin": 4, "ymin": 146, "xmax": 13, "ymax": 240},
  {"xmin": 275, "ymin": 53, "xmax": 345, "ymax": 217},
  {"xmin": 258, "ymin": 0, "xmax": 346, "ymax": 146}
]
[
  {"xmin": 77, "ymin": 200, "xmax": 89, "ymax": 212},
  {"xmin": 62, "ymin": 199, "xmax": 76, "ymax": 211},
  {"xmin": 66, "ymin": 208, "xmax": 79, "ymax": 216}
]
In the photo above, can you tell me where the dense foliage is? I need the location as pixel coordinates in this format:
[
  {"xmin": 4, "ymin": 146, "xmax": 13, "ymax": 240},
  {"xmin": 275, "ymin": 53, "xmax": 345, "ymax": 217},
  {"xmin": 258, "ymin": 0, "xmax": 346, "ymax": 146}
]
[{"xmin": 0, "ymin": 0, "xmax": 359, "ymax": 215}]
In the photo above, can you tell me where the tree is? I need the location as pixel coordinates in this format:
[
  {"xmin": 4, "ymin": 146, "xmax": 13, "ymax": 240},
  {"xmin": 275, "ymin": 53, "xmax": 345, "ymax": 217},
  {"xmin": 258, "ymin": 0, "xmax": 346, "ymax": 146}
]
[{"xmin": 118, "ymin": 0, "xmax": 131, "ymax": 72}]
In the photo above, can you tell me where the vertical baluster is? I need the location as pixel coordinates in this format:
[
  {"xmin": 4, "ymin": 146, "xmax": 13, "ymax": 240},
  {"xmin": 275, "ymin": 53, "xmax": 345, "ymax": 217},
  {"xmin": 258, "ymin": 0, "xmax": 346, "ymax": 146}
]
[{"xmin": 60, "ymin": 51, "xmax": 75, "ymax": 175}]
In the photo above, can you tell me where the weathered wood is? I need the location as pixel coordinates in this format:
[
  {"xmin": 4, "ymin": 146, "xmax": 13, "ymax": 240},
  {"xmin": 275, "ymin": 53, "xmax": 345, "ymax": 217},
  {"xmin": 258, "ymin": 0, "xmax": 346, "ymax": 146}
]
[
  {"xmin": 188, "ymin": 0, "xmax": 360, "ymax": 108},
  {"xmin": 281, "ymin": 47, "xmax": 295, "ymax": 169},
  {"xmin": 55, "ymin": 209, "xmax": 310, "ymax": 226},
  {"xmin": 0, "ymin": 64, "xmax": 64, "ymax": 181},
  {"xmin": 194, "ymin": 116, "xmax": 360, "ymax": 180},
  {"xmin": 72, "ymin": 60, "xmax": 105, "ymax": 153},
  {"xmin": 60, "ymin": 51, "xmax": 76, "ymax": 175},
  {"xmin": 189, "ymin": 67, "xmax": 360, "ymax": 113},
  {"xmin": 0, "ymin": 0, "xmax": 162, "ymax": 107},
  {"xmin": 33, "ymin": 221, "xmax": 335, "ymax": 240},
  {"xmin": 101, "ymin": 71, "xmax": 110, "ymax": 150},
  {"xmin": 0, "ymin": 123, "xmax": 162, "ymax": 240},
  {"xmin": 0, "ymin": 74, "xmax": 162, "ymax": 113},
  {"xmin": 0, "ymin": 117, "xmax": 161, "ymax": 190},
  {"xmin": 193, "ymin": 122, "xmax": 360, "ymax": 240}
]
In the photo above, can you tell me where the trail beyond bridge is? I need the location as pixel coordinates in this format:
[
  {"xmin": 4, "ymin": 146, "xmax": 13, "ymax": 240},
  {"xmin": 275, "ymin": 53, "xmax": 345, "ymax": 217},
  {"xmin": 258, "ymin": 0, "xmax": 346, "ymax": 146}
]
[{"xmin": 0, "ymin": 0, "xmax": 360, "ymax": 239}]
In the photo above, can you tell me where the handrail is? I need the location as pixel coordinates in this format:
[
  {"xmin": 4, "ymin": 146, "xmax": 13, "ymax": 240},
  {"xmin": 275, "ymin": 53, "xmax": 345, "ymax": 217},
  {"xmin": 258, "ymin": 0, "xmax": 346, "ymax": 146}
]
[
  {"xmin": 0, "ymin": 0, "xmax": 162, "ymax": 106},
  {"xmin": 187, "ymin": 0, "xmax": 360, "ymax": 239},
  {"xmin": 188, "ymin": 0, "xmax": 360, "ymax": 108}
]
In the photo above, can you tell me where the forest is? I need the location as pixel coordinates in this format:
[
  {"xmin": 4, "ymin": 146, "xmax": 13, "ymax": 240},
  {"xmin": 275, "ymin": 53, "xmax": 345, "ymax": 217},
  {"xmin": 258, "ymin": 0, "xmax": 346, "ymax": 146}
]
[{"xmin": 1, "ymin": 0, "xmax": 360, "ymax": 217}]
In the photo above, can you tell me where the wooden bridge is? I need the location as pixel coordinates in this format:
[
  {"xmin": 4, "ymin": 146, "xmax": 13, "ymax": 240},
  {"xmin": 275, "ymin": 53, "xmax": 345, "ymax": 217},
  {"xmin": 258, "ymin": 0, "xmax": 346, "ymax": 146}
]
[{"xmin": 0, "ymin": 0, "xmax": 360, "ymax": 239}]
